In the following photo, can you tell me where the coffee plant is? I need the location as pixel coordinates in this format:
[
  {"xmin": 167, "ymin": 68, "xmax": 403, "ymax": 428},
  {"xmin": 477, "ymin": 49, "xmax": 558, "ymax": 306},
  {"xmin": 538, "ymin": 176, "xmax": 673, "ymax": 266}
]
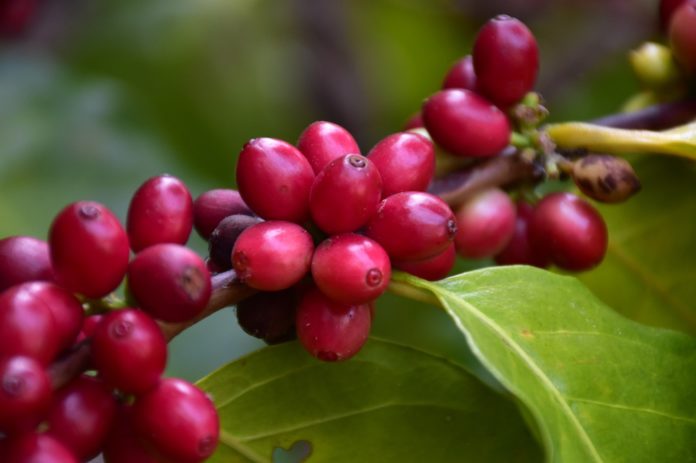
[{"xmin": 1, "ymin": 1, "xmax": 696, "ymax": 462}]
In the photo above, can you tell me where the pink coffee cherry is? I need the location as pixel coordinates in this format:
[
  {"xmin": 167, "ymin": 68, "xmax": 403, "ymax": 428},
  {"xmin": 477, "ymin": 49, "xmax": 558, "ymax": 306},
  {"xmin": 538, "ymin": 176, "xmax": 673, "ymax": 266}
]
[
  {"xmin": 442, "ymin": 55, "xmax": 478, "ymax": 91},
  {"xmin": 297, "ymin": 120, "xmax": 361, "ymax": 174},
  {"xmin": 0, "ymin": 236, "xmax": 54, "ymax": 292},
  {"xmin": 495, "ymin": 201, "xmax": 551, "ymax": 268},
  {"xmin": 0, "ymin": 356, "xmax": 52, "ymax": 433},
  {"xmin": 394, "ymin": 243, "xmax": 456, "ymax": 281},
  {"xmin": 368, "ymin": 132, "xmax": 435, "ymax": 197}
]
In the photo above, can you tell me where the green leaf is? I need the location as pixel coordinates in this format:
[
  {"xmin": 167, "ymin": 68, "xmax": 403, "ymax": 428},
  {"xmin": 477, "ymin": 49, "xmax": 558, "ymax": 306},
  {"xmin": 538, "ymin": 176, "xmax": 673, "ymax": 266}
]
[
  {"xmin": 391, "ymin": 267, "xmax": 696, "ymax": 462},
  {"xmin": 580, "ymin": 155, "xmax": 696, "ymax": 334},
  {"xmin": 197, "ymin": 338, "xmax": 542, "ymax": 463}
]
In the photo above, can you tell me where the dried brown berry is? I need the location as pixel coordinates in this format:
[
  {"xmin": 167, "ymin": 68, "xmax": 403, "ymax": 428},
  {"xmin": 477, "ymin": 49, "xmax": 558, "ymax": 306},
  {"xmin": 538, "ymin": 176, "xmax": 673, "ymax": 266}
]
[{"xmin": 571, "ymin": 155, "xmax": 641, "ymax": 203}]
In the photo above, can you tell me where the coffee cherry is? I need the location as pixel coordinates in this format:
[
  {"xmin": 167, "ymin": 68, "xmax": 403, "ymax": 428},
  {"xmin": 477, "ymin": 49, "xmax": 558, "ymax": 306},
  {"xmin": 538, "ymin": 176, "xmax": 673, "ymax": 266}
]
[
  {"xmin": 312, "ymin": 234, "xmax": 391, "ymax": 305},
  {"xmin": 296, "ymin": 287, "xmax": 372, "ymax": 362},
  {"xmin": 403, "ymin": 112, "xmax": 424, "ymax": 130},
  {"xmin": 0, "ymin": 283, "xmax": 60, "ymax": 363},
  {"xmin": 236, "ymin": 138, "xmax": 314, "ymax": 222},
  {"xmin": 209, "ymin": 214, "xmax": 264, "ymax": 270},
  {"xmin": 46, "ymin": 375, "xmax": 116, "ymax": 460},
  {"xmin": 529, "ymin": 193, "xmax": 607, "ymax": 271},
  {"xmin": 297, "ymin": 121, "xmax": 361, "ymax": 174},
  {"xmin": 0, "ymin": 0, "xmax": 37, "ymax": 38},
  {"xmin": 128, "ymin": 244, "xmax": 212, "ymax": 323},
  {"xmin": 77, "ymin": 314, "xmax": 103, "ymax": 343},
  {"xmin": 473, "ymin": 15, "xmax": 539, "ymax": 106},
  {"xmin": 394, "ymin": 243, "xmax": 456, "ymax": 281},
  {"xmin": 660, "ymin": 0, "xmax": 689, "ymax": 31},
  {"xmin": 366, "ymin": 192, "xmax": 456, "ymax": 261},
  {"xmin": 236, "ymin": 289, "xmax": 297, "ymax": 344},
  {"xmin": 5, "ymin": 432, "xmax": 78, "ymax": 463},
  {"xmin": 309, "ymin": 154, "xmax": 382, "ymax": 234},
  {"xmin": 49, "ymin": 201, "xmax": 130, "ymax": 298},
  {"xmin": 0, "ymin": 236, "xmax": 54, "ymax": 292},
  {"xmin": 91, "ymin": 309, "xmax": 167, "ymax": 394},
  {"xmin": 367, "ymin": 132, "xmax": 435, "ymax": 197},
  {"xmin": 495, "ymin": 202, "xmax": 550, "ymax": 268},
  {"xmin": 669, "ymin": 2, "xmax": 696, "ymax": 74},
  {"xmin": 127, "ymin": 175, "xmax": 193, "ymax": 252},
  {"xmin": 442, "ymin": 55, "xmax": 478, "ymax": 91},
  {"xmin": 232, "ymin": 221, "xmax": 313, "ymax": 291},
  {"xmin": 193, "ymin": 189, "xmax": 253, "ymax": 240},
  {"xmin": 133, "ymin": 378, "xmax": 219, "ymax": 462},
  {"xmin": 103, "ymin": 405, "xmax": 159, "ymax": 463},
  {"xmin": 572, "ymin": 155, "xmax": 641, "ymax": 203},
  {"xmin": 454, "ymin": 188, "xmax": 516, "ymax": 259},
  {"xmin": 0, "ymin": 356, "xmax": 51, "ymax": 432},
  {"xmin": 422, "ymin": 89, "xmax": 511, "ymax": 157}
]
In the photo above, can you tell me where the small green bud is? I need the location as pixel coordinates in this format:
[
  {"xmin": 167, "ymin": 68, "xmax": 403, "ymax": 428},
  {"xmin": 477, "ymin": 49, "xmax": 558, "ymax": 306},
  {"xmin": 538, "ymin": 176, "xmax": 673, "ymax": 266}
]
[
  {"xmin": 629, "ymin": 42, "xmax": 682, "ymax": 90},
  {"xmin": 572, "ymin": 155, "xmax": 641, "ymax": 203}
]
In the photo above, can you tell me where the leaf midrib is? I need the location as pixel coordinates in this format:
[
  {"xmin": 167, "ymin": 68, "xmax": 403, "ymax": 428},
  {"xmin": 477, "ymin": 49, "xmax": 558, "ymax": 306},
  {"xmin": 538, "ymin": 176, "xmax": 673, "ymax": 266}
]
[{"xmin": 430, "ymin": 284, "xmax": 604, "ymax": 463}]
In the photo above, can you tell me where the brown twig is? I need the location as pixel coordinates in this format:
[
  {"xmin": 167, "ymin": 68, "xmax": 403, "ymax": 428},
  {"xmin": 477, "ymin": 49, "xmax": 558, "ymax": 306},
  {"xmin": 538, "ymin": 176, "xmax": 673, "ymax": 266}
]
[{"xmin": 48, "ymin": 270, "xmax": 254, "ymax": 390}]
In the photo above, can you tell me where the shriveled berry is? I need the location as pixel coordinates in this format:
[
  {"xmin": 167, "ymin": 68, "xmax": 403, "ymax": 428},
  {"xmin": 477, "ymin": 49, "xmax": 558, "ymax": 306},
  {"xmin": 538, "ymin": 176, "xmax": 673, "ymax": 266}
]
[
  {"xmin": 669, "ymin": 2, "xmax": 696, "ymax": 74},
  {"xmin": 366, "ymin": 192, "xmax": 456, "ymax": 261},
  {"xmin": 232, "ymin": 221, "xmax": 313, "ymax": 291},
  {"xmin": 208, "ymin": 214, "xmax": 263, "ymax": 271},
  {"xmin": 91, "ymin": 309, "xmax": 167, "ymax": 394},
  {"xmin": 529, "ymin": 193, "xmax": 607, "ymax": 271},
  {"xmin": 133, "ymin": 378, "xmax": 219, "ymax": 462},
  {"xmin": 442, "ymin": 55, "xmax": 478, "ymax": 91},
  {"xmin": 454, "ymin": 188, "xmax": 516, "ymax": 259},
  {"xmin": 495, "ymin": 202, "xmax": 550, "ymax": 268},
  {"xmin": 193, "ymin": 189, "xmax": 253, "ymax": 240},
  {"xmin": 128, "ymin": 244, "xmax": 212, "ymax": 323},
  {"xmin": 572, "ymin": 154, "xmax": 641, "ymax": 203},
  {"xmin": 473, "ymin": 15, "xmax": 539, "ymax": 106},
  {"xmin": 297, "ymin": 121, "xmax": 361, "ymax": 174},
  {"xmin": 394, "ymin": 243, "xmax": 456, "ymax": 281},
  {"xmin": 0, "ymin": 356, "xmax": 51, "ymax": 433},
  {"xmin": 5, "ymin": 432, "xmax": 78, "ymax": 463},
  {"xmin": 49, "ymin": 201, "xmax": 129, "ymax": 298},
  {"xmin": 296, "ymin": 287, "xmax": 372, "ymax": 362},
  {"xmin": 127, "ymin": 175, "xmax": 193, "ymax": 252},
  {"xmin": 236, "ymin": 290, "xmax": 297, "ymax": 344},
  {"xmin": 309, "ymin": 154, "xmax": 382, "ymax": 234},
  {"xmin": 422, "ymin": 89, "xmax": 510, "ymax": 157},
  {"xmin": 0, "ymin": 236, "xmax": 54, "ymax": 292},
  {"xmin": 236, "ymin": 138, "xmax": 314, "ymax": 222},
  {"xmin": 0, "ymin": 283, "xmax": 61, "ymax": 363},
  {"xmin": 103, "ymin": 405, "xmax": 159, "ymax": 463},
  {"xmin": 46, "ymin": 375, "xmax": 116, "ymax": 460},
  {"xmin": 312, "ymin": 234, "xmax": 391, "ymax": 304},
  {"xmin": 368, "ymin": 132, "xmax": 435, "ymax": 197}
]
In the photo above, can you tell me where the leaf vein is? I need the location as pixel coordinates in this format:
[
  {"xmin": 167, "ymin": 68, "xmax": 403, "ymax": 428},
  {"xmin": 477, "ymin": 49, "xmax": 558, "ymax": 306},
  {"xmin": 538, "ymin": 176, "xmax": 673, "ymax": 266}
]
[
  {"xmin": 564, "ymin": 396, "xmax": 696, "ymax": 425},
  {"xmin": 219, "ymin": 430, "xmax": 268, "ymax": 462}
]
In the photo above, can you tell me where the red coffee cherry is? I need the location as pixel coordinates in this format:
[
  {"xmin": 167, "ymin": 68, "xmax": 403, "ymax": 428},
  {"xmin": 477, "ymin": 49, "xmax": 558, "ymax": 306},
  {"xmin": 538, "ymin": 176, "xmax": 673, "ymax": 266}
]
[
  {"xmin": 368, "ymin": 132, "xmax": 435, "ymax": 197},
  {"xmin": 309, "ymin": 154, "xmax": 382, "ymax": 234},
  {"xmin": 422, "ymin": 89, "xmax": 511, "ymax": 157},
  {"xmin": 454, "ymin": 188, "xmax": 517, "ymax": 259},
  {"xmin": 46, "ymin": 375, "xmax": 116, "ymax": 460},
  {"xmin": 103, "ymin": 405, "xmax": 160, "ymax": 463},
  {"xmin": 473, "ymin": 15, "xmax": 539, "ymax": 106},
  {"xmin": 232, "ymin": 221, "xmax": 313, "ymax": 291},
  {"xmin": 403, "ymin": 112, "xmax": 424, "ymax": 130},
  {"xmin": 312, "ymin": 234, "xmax": 391, "ymax": 305},
  {"xmin": 394, "ymin": 243, "xmax": 456, "ymax": 281},
  {"xmin": 236, "ymin": 289, "xmax": 297, "ymax": 344},
  {"xmin": 127, "ymin": 175, "xmax": 193, "ymax": 252},
  {"xmin": 297, "ymin": 120, "xmax": 361, "ymax": 174},
  {"xmin": 669, "ymin": 2, "xmax": 696, "ymax": 74},
  {"xmin": 128, "ymin": 244, "xmax": 211, "ymax": 323},
  {"xmin": 0, "ymin": 236, "xmax": 54, "ymax": 292},
  {"xmin": 495, "ymin": 202, "xmax": 551, "ymax": 268},
  {"xmin": 660, "ymin": 0, "xmax": 689, "ymax": 30},
  {"xmin": 296, "ymin": 287, "xmax": 372, "ymax": 362},
  {"xmin": 49, "ymin": 201, "xmax": 130, "ymax": 298},
  {"xmin": 133, "ymin": 378, "xmax": 219, "ymax": 462},
  {"xmin": 442, "ymin": 55, "xmax": 478, "ymax": 91},
  {"xmin": 208, "ymin": 214, "xmax": 263, "ymax": 271},
  {"xmin": 91, "ymin": 309, "xmax": 167, "ymax": 395},
  {"xmin": 529, "ymin": 193, "xmax": 608, "ymax": 271},
  {"xmin": 0, "ymin": 356, "xmax": 51, "ymax": 433},
  {"xmin": 5, "ymin": 432, "xmax": 78, "ymax": 463},
  {"xmin": 0, "ymin": 283, "xmax": 61, "ymax": 364},
  {"xmin": 366, "ymin": 192, "xmax": 456, "ymax": 261},
  {"xmin": 0, "ymin": 0, "xmax": 38, "ymax": 38},
  {"xmin": 236, "ymin": 137, "xmax": 314, "ymax": 222},
  {"xmin": 193, "ymin": 189, "xmax": 253, "ymax": 240}
]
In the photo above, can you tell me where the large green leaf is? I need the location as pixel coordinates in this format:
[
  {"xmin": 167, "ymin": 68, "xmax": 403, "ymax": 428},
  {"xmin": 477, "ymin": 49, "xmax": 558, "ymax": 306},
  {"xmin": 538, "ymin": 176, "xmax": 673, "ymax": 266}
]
[
  {"xmin": 197, "ymin": 339, "xmax": 542, "ymax": 462},
  {"xmin": 392, "ymin": 267, "xmax": 696, "ymax": 462},
  {"xmin": 580, "ymin": 155, "xmax": 696, "ymax": 334}
]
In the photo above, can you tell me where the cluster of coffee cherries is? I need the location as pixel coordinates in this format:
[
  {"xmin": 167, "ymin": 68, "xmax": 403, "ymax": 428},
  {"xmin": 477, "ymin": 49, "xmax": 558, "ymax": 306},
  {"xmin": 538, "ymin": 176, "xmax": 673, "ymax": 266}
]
[{"xmin": 0, "ymin": 175, "xmax": 219, "ymax": 462}]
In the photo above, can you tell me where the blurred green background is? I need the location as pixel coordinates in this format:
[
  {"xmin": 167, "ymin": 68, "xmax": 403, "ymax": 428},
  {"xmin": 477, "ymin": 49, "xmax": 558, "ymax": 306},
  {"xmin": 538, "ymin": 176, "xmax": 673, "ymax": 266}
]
[{"xmin": 0, "ymin": 0, "xmax": 661, "ymax": 380}]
